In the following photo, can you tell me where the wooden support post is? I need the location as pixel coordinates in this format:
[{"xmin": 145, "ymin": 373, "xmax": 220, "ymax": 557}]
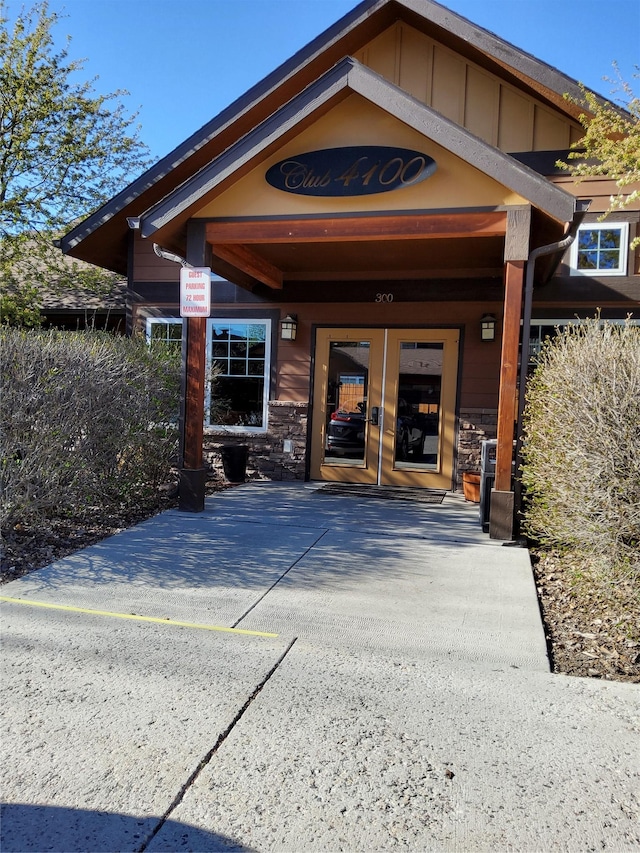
[
  {"xmin": 179, "ymin": 221, "xmax": 209, "ymax": 512},
  {"xmin": 183, "ymin": 316, "xmax": 206, "ymax": 469},
  {"xmin": 179, "ymin": 315, "xmax": 207, "ymax": 512},
  {"xmin": 491, "ymin": 259, "xmax": 525, "ymax": 539}
]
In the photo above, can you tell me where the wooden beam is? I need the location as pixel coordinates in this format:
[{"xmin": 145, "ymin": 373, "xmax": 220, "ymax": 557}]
[
  {"xmin": 211, "ymin": 243, "xmax": 283, "ymax": 290},
  {"xmin": 495, "ymin": 260, "xmax": 525, "ymax": 493},
  {"xmin": 206, "ymin": 212, "xmax": 507, "ymax": 245},
  {"xmin": 183, "ymin": 316, "xmax": 206, "ymax": 470},
  {"xmin": 504, "ymin": 206, "xmax": 531, "ymax": 262}
]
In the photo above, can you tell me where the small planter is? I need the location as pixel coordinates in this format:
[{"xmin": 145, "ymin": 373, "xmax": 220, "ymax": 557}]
[
  {"xmin": 462, "ymin": 472, "xmax": 481, "ymax": 503},
  {"xmin": 220, "ymin": 445, "xmax": 249, "ymax": 483}
]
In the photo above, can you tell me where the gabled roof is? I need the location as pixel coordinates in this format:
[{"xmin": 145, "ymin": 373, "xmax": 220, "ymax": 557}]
[
  {"xmin": 139, "ymin": 58, "xmax": 576, "ymax": 242},
  {"xmin": 59, "ymin": 0, "xmax": 594, "ymax": 273}
]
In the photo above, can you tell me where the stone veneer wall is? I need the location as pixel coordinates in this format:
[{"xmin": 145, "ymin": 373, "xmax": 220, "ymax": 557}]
[
  {"xmin": 204, "ymin": 402, "xmax": 496, "ymax": 490},
  {"xmin": 456, "ymin": 408, "xmax": 497, "ymax": 487},
  {"xmin": 203, "ymin": 401, "xmax": 308, "ymax": 482}
]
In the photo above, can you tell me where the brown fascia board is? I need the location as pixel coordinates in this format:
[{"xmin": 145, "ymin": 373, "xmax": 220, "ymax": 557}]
[
  {"xmin": 138, "ymin": 58, "xmax": 576, "ymax": 243},
  {"xmin": 350, "ymin": 63, "xmax": 577, "ymax": 223},
  {"xmin": 59, "ymin": 0, "xmax": 600, "ymax": 273}
]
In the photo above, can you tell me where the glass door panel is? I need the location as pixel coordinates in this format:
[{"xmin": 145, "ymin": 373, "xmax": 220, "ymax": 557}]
[
  {"xmin": 323, "ymin": 341, "xmax": 370, "ymax": 465},
  {"xmin": 311, "ymin": 329, "xmax": 383, "ymax": 484},
  {"xmin": 381, "ymin": 329, "xmax": 459, "ymax": 489},
  {"xmin": 393, "ymin": 342, "xmax": 443, "ymax": 471},
  {"xmin": 311, "ymin": 328, "xmax": 458, "ymax": 489}
]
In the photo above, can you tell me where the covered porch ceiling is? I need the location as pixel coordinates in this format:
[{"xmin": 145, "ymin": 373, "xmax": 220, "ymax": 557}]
[{"xmin": 204, "ymin": 209, "xmax": 564, "ymax": 291}]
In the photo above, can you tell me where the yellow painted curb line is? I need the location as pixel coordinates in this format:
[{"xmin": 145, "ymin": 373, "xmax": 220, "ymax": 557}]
[{"xmin": 0, "ymin": 596, "xmax": 278, "ymax": 637}]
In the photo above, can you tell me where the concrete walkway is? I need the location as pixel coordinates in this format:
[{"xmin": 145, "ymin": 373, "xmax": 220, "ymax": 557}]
[{"xmin": 1, "ymin": 483, "xmax": 638, "ymax": 852}]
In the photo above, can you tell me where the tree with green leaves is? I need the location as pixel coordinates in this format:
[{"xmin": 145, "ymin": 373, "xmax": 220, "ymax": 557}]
[
  {"xmin": 0, "ymin": 1, "xmax": 150, "ymax": 325},
  {"xmin": 558, "ymin": 66, "xmax": 640, "ymax": 246}
]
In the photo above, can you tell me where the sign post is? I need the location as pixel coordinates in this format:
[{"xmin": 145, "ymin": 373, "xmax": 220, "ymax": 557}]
[{"xmin": 179, "ymin": 268, "xmax": 210, "ymax": 512}]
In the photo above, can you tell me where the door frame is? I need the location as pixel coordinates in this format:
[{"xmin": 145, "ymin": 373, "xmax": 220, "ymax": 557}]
[{"xmin": 310, "ymin": 326, "xmax": 460, "ymax": 489}]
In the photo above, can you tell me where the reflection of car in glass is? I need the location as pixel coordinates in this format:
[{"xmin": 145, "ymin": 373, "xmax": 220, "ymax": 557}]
[
  {"xmin": 396, "ymin": 398, "xmax": 425, "ymax": 460},
  {"xmin": 325, "ymin": 402, "xmax": 366, "ymax": 456},
  {"xmin": 325, "ymin": 399, "xmax": 432, "ymax": 460}
]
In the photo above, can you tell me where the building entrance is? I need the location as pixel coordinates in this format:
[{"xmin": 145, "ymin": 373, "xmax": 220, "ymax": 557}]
[{"xmin": 310, "ymin": 328, "xmax": 459, "ymax": 489}]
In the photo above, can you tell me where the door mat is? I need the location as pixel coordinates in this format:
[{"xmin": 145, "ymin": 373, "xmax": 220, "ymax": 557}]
[{"xmin": 316, "ymin": 484, "xmax": 446, "ymax": 503}]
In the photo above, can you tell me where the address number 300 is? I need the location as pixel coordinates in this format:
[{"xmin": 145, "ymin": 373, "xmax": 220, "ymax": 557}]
[{"xmin": 375, "ymin": 293, "xmax": 394, "ymax": 303}]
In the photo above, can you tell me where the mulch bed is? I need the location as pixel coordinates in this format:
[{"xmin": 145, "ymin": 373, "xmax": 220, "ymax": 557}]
[{"xmin": 531, "ymin": 551, "xmax": 639, "ymax": 683}]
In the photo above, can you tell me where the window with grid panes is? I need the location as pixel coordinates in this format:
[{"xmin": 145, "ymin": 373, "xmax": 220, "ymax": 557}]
[
  {"xmin": 146, "ymin": 318, "xmax": 183, "ymax": 352},
  {"xmin": 569, "ymin": 223, "xmax": 629, "ymax": 276},
  {"xmin": 207, "ymin": 320, "xmax": 271, "ymax": 430}
]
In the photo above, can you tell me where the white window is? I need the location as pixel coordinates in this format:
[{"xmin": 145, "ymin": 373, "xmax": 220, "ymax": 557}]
[
  {"xmin": 206, "ymin": 319, "xmax": 271, "ymax": 432},
  {"xmin": 528, "ymin": 317, "xmax": 639, "ymax": 362},
  {"xmin": 146, "ymin": 317, "xmax": 183, "ymax": 352},
  {"xmin": 569, "ymin": 222, "xmax": 629, "ymax": 276},
  {"xmin": 528, "ymin": 321, "xmax": 572, "ymax": 361}
]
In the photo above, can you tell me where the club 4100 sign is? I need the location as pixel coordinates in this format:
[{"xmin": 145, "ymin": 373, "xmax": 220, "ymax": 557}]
[{"xmin": 265, "ymin": 146, "xmax": 437, "ymax": 196}]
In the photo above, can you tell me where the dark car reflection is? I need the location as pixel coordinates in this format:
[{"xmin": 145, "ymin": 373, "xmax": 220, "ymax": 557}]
[
  {"xmin": 325, "ymin": 402, "xmax": 367, "ymax": 458},
  {"xmin": 325, "ymin": 399, "xmax": 436, "ymax": 461}
]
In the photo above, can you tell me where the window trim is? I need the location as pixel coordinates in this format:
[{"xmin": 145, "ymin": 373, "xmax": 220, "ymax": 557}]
[
  {"xmin": 527, "ymin": 316, "xmax": 639, "ymax": 362},
  {"xmin": 145, "ymin": 316, "xmax": 184, "ymax": 345},
  {"xmin": 569, "ymin": 222, "xmax": 629, "ymax": 277},
  {"xmin": 205, "ymin": 317, "xmax": 272, "ymax": 435}
]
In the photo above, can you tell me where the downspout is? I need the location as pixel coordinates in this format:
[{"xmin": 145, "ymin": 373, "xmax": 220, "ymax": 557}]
[
  {"xmin": 513, "ymin": 200, "xmax": 591, "ymax": 532},
  {"xmin": 152, "ymin": 243, "xmax": 193, "ymax": 268}
]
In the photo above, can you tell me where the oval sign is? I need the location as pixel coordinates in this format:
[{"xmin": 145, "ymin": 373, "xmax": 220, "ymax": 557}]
[{"xmin": 265, "ymin": 146, "xmax": 437, "ymax": 197}]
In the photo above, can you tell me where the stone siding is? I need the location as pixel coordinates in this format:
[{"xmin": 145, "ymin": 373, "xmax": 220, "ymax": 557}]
[
  {"xmin": 204, "ymin": 402, "xmax": 496, "ymax": 491},
  {"xmin": 457, "ymin": 408, "xmax": 497, "ymax": 486},
  {"xmin": 204, "ymin": 401, "xmax": 308, "ymax": 482}
]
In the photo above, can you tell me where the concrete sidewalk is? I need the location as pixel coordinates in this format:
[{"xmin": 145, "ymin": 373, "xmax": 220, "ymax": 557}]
[{"xmin": 1, "ymin": 483, "xmax": 638, "ymax": 852}]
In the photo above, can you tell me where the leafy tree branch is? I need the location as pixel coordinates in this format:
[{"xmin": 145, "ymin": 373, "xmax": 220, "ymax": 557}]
[
  {"xmin": 557, "ymin": 65, "xmax": 640, "ymax": 247},
  {"xmin": 0, "ymin": 1, "xmax": 151, "ymax": 325}
]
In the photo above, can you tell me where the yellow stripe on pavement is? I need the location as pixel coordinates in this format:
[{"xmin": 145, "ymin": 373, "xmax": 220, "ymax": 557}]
[{"xmin": 0, "ymin": 596, "xmax": 278, "ymax": 637}]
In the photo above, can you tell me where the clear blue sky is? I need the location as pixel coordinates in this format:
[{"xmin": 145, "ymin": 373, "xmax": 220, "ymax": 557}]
[{"xmin": 9, "ymin": 0, "xmax": 640, "ymax": 162}]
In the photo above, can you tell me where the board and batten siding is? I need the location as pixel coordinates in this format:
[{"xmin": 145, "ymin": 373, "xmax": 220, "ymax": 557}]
[{"xmin": 355, "ymin": 22, "xmax": 583, "ymax": 153}]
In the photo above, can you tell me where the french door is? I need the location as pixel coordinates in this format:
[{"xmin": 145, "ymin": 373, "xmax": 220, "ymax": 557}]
[{"xmin": 310, "ymin": 328, "xmax": 459, "ymax": 489}]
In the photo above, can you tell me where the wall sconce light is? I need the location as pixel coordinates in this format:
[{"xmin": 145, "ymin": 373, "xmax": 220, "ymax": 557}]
[
  {"xmin": 280, "ymin": 313, "xmax": 298, "ymax": 341},
  {"xmin": 480, "ymin": 313, "xmax": 497, "ymax": 342}
]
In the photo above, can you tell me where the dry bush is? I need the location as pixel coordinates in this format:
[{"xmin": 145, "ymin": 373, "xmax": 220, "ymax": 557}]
[
  {"xmin": 1, "ymin": 328, "xmax": 180, "ymax": 530},
  {"xmin": 521, "ymin": 317, "xmax": 640, "ymax": 578}
]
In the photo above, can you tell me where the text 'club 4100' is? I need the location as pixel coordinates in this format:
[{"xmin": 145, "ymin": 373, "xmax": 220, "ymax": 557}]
[{"xmin": 266, "ymin": 146, "xmax": 437, "ymax": 197}]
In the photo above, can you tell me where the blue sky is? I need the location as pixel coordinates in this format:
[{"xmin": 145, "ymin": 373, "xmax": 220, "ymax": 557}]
[{"xmin": 9, "ymin": 0, "xmax": 640, "ymax": 162}]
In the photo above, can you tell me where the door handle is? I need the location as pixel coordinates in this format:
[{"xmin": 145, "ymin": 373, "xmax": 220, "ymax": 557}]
[{"xmin": 367, "ymin": 406, "xmax": 380, "ymax": 426}]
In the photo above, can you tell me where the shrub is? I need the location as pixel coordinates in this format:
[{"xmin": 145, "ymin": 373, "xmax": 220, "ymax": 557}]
[
  {"xmin": 521, "ymin": 317, "xmax": 640, "ymax": 577},
  {"xmin": 1, "ymin": 328, "xmax": 181, "ymax": 530}
]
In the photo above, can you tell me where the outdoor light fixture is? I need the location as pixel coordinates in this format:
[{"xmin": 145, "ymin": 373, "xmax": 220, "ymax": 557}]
[
  {"xmin": 280, "ymin": 314, "xmax": 298, "ymax": 341},
  {"xmin": 480, "ymin": 313, "xmax": 497, "ymax": 342}
]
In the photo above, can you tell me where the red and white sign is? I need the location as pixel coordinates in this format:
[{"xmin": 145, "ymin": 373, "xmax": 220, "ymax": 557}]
[{"xmin": 180, "ymin": 267, "xmax": 211, "ymax": 317}]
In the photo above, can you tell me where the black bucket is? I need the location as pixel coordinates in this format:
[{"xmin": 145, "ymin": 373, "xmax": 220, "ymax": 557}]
[{"xmin": 220, "ymin": 445, "xmax": 249, "ymax": 483}]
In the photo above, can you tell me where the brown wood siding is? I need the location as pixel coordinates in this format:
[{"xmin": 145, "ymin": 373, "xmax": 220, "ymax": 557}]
[
  {"xmin": 550, "ymin": 177, "xmax": 640, "ymax": 213},
  {"xmin": 132, "ymin": 233, "xmax": 181, "ymax": 282},
  {"xmin": 260, "ymin": 300, "xmax": 503, "ymax": 410},
  {"xmin": 545, "ymin": 212, "xmax": 639, "ymax": 307}
]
